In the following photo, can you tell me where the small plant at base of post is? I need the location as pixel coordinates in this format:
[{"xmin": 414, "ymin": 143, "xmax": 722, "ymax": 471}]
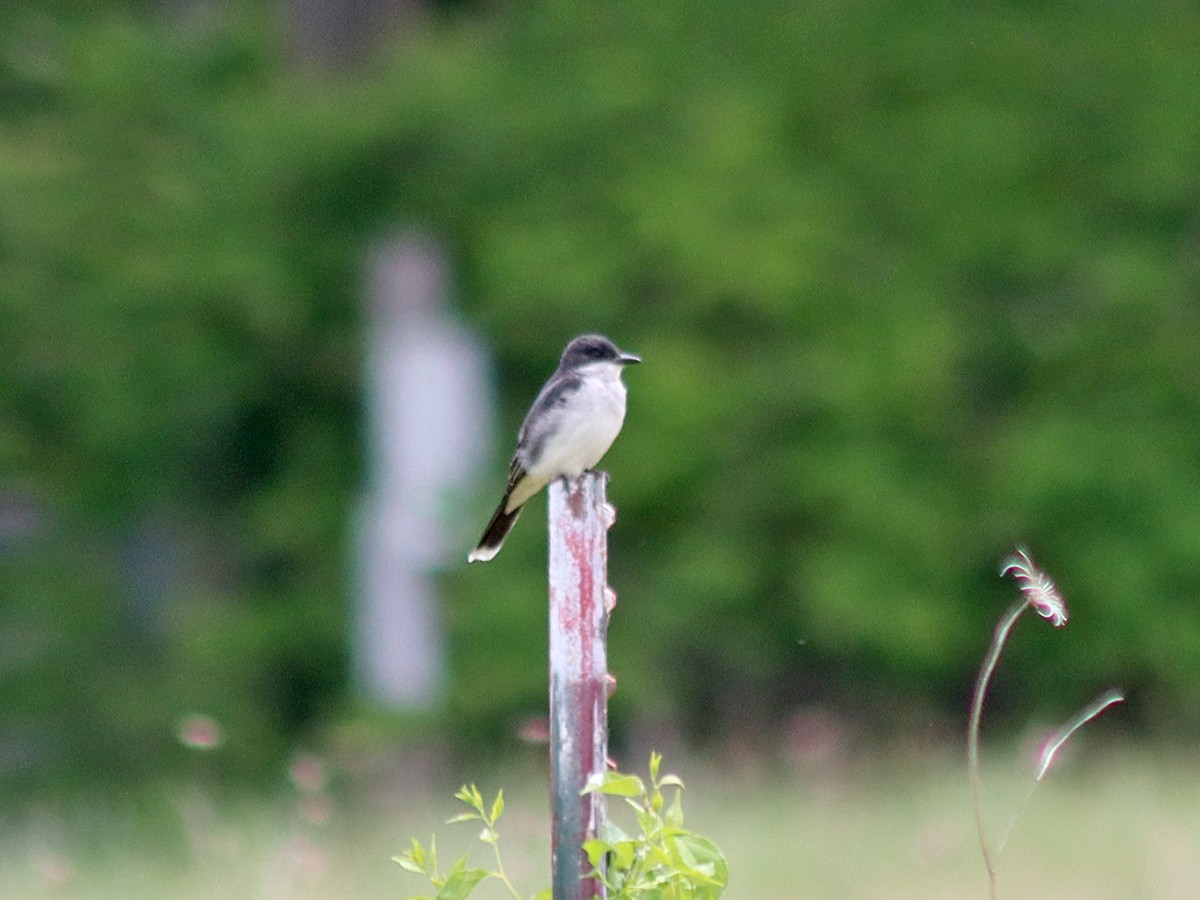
[
  {"xmin": 582, "ymin": 752, "xmax": 728, "ymax": 899},
  {"xmin": 395, "ymin": 754, "xmax": 727, "ymax": 900}
]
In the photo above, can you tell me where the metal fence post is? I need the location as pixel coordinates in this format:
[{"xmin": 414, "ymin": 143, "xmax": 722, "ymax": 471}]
[{"xmin": 548, "ymin": 472, "xmax": 614, "ymax": 900}]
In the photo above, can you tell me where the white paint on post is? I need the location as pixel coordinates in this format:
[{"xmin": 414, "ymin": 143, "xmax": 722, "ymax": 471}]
[
  {"xmin": 355, "ymin": 233, "xmax": 492, "ymax": 709},
  {"xmin": 548, "ymin": 472, "xmax": 612, "ymax": 899}
]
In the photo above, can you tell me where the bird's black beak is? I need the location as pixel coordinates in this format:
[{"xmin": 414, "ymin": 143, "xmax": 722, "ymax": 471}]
[{"xmin": 620, "ymin": 352, "xmax": 642, "ymax": 365}]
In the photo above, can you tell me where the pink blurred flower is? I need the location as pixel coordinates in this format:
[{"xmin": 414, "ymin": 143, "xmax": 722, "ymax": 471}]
[
  {"xmin": 288, "ymin": 753, "xmax": 327, "ymax": 794},
  {"xmin": 516, "ymin": 716, "xmax": 550, "ymax": 745},
  {"xmin": 177, "ymin": 714, "xmax": 222, "ymax": 751},
  {"xmin": 36, "ymin": 852, "xmax": 73, "ymax": 888}
]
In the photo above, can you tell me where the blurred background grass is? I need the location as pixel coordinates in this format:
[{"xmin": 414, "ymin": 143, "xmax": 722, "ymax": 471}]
[
  {"xmin": 2, "ymin": 0, "xmax": 1200, "ymax": 894},
  {"xmin": 3, "ymin": 747, "xmax": 1199, "ymax": 898}
]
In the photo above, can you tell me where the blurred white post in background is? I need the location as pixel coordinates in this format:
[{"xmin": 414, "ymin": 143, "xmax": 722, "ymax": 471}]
[{"xmin": 355, "ymin": 233, "xmax": 492, "ymax": 709}]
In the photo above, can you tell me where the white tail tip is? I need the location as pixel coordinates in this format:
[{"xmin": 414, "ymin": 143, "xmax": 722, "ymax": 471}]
[{"xmin": 467, "ymin": 545, "xmax": 500, "ymax": 563}]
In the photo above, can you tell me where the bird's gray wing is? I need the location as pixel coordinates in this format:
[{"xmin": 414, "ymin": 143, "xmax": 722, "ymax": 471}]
[
  {"xmin": 517, "ymin": 372, "xmax": 582, "ymax": 468},
  {"xmin": 468, "ymin": 365, "xmax": 589, "ymax": 562}
]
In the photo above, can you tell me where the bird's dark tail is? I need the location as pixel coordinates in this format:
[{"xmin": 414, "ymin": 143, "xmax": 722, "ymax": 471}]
[{"xmin": 468, "ymin": 501, "xmax": 524, "ymax": 562}]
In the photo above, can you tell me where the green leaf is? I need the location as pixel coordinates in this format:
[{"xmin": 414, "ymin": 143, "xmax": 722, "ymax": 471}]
[
  {"xmin": 582, "ymin": 839, "xmax": 612, "ymax": 867},
  {"xmin": 407, "ymin": 837, "xmax": 428, "ymax": 870},
  {"xmin": 490, "ymin": 789, "xmax": 505, "ymax": 824},
  {"xmin": 447, "ymin": 812, "xmax": 481, "ymax": 824},
  {"xmin": 665, "ymin": 790, "xmax": 685, "ymax": 828},
  {"xmin": 657, "ymin": 774, "xmax": 685, "ymax": 790},
  {"xmin": 531, "ymin": 891, "xmax": 553, "ymax": 900},
  {"xmin": 434, "ymin": 866, "xmax": 490, "ymax": 900},
  {"xmin": 611, "ymin": 840, "xmax": 638, "ymax": 870},
  {"xmin": 634, "ymin": 806, "xmax": 659, "ymax": 836},
  {"xmin": 393, "ymin": 854, "xmax": 424, "ymax": 874},
  {"xmin": 454, "ymin": 785, "xmax": 485, "ymax": 812},
  {"xmin": 672, "ymin": 833, "xmax": 729, "ymax": 887},
  {"xmin": 583, "ymin": 772, "xmax": 644, "ymax": 797},
  {"xmin": 651, "ymin": 788, "xmax": 663, "ymax": 813}
]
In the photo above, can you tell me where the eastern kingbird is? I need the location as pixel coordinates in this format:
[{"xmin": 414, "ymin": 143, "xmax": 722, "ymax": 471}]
[{"xmin": 468, "ymin": 334, "xmax": 641, "ymax": 563}]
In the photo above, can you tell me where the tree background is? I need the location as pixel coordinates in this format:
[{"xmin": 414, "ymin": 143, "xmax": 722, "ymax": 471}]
[{"xmin": 2, "ymin": 0, "xmax": 1200, "ymax": 790}]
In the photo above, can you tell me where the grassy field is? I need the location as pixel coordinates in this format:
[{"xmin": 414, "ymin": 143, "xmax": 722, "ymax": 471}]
[{"xmin": 2, "ymin": 744, "xmax": 1197, "ymax": 899}]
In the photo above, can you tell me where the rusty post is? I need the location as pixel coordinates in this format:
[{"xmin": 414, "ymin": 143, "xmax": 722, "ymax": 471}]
[{"xmin": 548, "ymin": 472, "xmax": 614, "ymax": 900}]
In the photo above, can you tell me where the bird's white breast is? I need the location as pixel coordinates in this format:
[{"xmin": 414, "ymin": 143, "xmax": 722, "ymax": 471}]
[{"xmin": 525, "ymin": 364, "xmax": 627, "ymax": 480}]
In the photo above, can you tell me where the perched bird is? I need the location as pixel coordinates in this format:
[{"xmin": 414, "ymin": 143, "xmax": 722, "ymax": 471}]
[{"xmin": 468, "ymin": 334, "xmax": 641, "ymax": 562}]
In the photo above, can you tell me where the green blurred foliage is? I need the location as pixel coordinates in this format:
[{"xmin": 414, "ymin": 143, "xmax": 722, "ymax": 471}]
[
  {"xmin": 2, "ymin": 0, "xmax": 1200, "ymax": 786},
  {"xmin": 0, "ymin": 4, "xmax": 364, "ymax": 784},
  {"xmin": 426, "ymin": 0, "xmax": 1200, "ymax": 740}
]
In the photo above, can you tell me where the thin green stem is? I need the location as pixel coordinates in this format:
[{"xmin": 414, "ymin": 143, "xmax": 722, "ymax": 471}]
[
  {"xmin": 995, "ymin": 688, "xmax": 1125, "ymax": 856},
  {"xmin": 488, "ymin": 844, "xmax": 521, "ymax": 900},
  {"xmin": 994, "ymin": 778, "xmax": 1040, "ymax": 858},
  {"xmin": 484, "ymin": 827, "xmax": 522, "ymax": 900},
  {"xmin": 967, "ymin": 596, "xmax": 1028, "ymax": 900}
]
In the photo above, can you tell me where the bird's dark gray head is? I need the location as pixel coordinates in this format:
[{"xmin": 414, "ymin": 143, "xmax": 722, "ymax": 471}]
[{"xmin": 560, "ymin": 334, "xmax": 641, "ymax": 370}]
